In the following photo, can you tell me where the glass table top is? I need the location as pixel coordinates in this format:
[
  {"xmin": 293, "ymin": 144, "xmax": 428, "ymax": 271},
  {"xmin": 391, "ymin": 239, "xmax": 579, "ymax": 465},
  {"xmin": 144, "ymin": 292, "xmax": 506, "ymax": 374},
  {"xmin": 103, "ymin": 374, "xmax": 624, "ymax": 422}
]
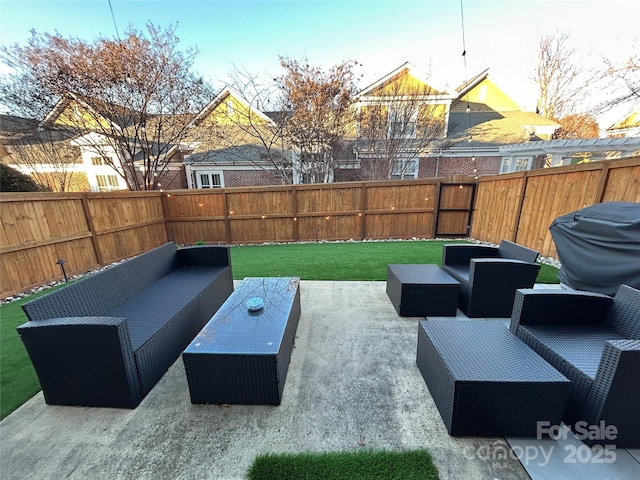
[{"xmin": 184, "ymin": 277, "xmax": 300, "ymax": 355}]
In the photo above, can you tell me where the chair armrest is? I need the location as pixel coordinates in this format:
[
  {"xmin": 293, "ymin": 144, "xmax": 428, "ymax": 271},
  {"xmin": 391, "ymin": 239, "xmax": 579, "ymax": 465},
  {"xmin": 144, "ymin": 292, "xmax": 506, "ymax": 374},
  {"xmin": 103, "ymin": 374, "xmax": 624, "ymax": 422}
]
[
  {"xmin": 16, "ymin": 317, "xmax": 142, "ymax": 408},
  {"xmin": 469, "ymin": 258, "xmax": 540, "ymax": 291},
  {"xmin": 498, "ymin": 240, "xmax": 540, "ymax": 263},
  {"xmin": 583, "ymin": 340, "xmax": 640, "ymax": 447},
  {"xmin": 509, "ymin": 289, "xmax": 613, "ymax": 334},
  {"xmin": 442, "ymin": 244, "xmax": 498, "ymax": 266},
  {"xmin": 177, "ymin": 245, "xmax": 232, "ymax": 268},
  {"xmin": 469, "ymin": 258, "xmax": 540, "ymax": 283}
]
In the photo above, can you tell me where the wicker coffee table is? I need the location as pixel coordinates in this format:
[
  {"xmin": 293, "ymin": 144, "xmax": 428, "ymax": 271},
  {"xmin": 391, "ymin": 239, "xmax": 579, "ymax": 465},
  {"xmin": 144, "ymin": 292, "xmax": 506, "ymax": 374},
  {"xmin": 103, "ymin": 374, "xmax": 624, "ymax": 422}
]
[
  {"xmin": 387, "ymin": 264, "xmax": 460, "ymax": 316},
  {"xmin": 417, "ymin": 320, "xmax": 569, "ymax": 436},
  {"xmin": 183, "ymin": 277, "xmax": 301, "ymax": 405}
]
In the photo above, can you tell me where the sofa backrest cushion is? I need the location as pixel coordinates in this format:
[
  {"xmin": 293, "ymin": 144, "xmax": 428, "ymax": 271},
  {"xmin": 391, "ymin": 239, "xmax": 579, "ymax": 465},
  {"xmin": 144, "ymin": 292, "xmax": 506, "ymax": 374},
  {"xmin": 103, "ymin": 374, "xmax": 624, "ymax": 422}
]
[
  {"xmin": 498, "ymin": 240, "xmax": 539, "ymax": 263},
  {"xmin": 605, "ymin": 284, "xmax": 640, "ymax": 339},
  {"xmin": 22, "ymin": 243, "xmax": 178, "ymax": 322}
]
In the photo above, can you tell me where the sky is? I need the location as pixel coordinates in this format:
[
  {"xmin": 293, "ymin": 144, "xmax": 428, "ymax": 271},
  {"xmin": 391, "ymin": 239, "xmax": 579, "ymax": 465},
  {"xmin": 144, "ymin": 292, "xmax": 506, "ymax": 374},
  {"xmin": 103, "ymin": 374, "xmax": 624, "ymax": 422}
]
[{"xmin": 0, "ymin": 0, "xmax": 638, "ymax": 128}]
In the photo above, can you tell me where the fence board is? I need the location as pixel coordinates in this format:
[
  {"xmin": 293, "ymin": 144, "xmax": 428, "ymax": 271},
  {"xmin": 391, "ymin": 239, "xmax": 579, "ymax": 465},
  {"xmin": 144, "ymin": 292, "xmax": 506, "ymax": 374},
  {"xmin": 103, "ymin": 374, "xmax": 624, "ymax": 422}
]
[
  {"xmin": 472, "ymin": 157, "xmax": 640, "ymax": 257},
  {"xmin": 602, "ymin": 164, "xmax": 640, "ymax": 202},
  {"xmin": 471, "ymin": 177, "xmax": 523, "ymax": 245},
  {"xmin": 2, "ymin": 157, "xmax": 639, "ymax": 297}
]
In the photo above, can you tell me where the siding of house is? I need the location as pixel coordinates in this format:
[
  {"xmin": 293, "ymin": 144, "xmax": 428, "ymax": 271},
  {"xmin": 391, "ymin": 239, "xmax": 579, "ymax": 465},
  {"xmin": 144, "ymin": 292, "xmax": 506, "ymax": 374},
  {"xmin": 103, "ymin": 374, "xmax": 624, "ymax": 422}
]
[
  {"xmin": 53, "ymin": 100, "xmax": 111, "ymax": 130},
  {"xmin": 455, "ymin": 78, "xmax": 521, "ymax": 112},
  {"xmin": 199, "ymin": 93, "xmax": 270, "ymax": 127},
  {"xmin": 29, "ymin": 171, "xmax": 91, "ymax": 191}
]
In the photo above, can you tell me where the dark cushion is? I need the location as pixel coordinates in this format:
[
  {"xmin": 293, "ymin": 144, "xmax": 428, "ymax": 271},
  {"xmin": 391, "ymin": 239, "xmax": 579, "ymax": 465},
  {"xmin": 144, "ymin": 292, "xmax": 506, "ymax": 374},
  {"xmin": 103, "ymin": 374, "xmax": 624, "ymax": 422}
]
[
  {"xmin": 520, "ymin": 325, "xmax": 626, "ymax": 379},
  {"xmin": 107, "ymin": 266, "xmax": 226, "ymax": 350}
]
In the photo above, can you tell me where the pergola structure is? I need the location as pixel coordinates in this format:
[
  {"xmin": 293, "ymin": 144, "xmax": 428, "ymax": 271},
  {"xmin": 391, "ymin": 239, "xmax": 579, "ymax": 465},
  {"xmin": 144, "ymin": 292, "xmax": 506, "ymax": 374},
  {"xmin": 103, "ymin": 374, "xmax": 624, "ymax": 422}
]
[{"xmin": 499, "ymin": 137, "xmax": 640, "ymax": 172}]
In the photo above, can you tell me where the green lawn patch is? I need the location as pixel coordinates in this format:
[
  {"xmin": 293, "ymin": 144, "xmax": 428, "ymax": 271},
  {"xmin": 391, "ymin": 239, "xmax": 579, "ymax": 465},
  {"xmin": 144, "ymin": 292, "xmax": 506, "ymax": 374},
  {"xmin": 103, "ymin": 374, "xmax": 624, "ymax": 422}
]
[
  {"xmin": 0, "ymin": 284, "xmax": 71, "ymax": 420},
  {"xmin": 247, "ymin": 449, "xmax": 439, "ymax": 480},
  {"xmin": 231, "ymin": 240, "xmax": 560, "ymax": 283}
]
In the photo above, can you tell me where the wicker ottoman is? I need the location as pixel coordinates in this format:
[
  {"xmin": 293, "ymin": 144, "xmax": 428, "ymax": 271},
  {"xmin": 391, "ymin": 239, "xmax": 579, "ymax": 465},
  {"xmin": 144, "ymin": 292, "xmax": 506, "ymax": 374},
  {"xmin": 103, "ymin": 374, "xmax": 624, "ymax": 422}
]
[
  {"xmin": 387, "ymin": 264, "xmax": 460, "ymax": 316},
  {"xmin": 183, "ymin": 277, "xmax": 301, "ymax": 405},
  {"xmin": 417, "ymin": 320, "xmax": 569, "ymax": 436}
]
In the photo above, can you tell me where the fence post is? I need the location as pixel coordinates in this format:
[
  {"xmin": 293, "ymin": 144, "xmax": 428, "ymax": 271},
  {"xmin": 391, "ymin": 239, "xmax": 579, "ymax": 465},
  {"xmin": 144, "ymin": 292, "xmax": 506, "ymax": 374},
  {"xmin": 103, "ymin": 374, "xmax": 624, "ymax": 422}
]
[
  {"xmin": 594, "ymin": 162, "xmax": 611, "ymax": 203},
  {"xmin": 292, "ymin": 185, "xmax": 299, "ymax": 242},
  {"xmin": 512, "ymin": 171, "xmax": 529, "ymax": 243},
  {"xmin": 159, "ymin": 192, "xmax": 171, "ymax": 243},
  {"xmin": 431, "ymin": 179, "xmax": 442, "ymax": 238},
  {"xmin": 80, "ymin": 193, "xmax": 104, "ymax": 266},
  {"xmin": 221, "ymin": 189, "xmax": 232, "ymax": 244},
  {"xmin": 360, "ymin": 182, "xmax": 367, "ymax": 240}
]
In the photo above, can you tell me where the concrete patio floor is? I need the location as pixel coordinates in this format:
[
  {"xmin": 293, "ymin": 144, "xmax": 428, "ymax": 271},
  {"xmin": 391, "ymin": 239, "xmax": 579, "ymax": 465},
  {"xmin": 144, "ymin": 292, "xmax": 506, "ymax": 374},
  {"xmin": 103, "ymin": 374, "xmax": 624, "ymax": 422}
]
[{"xmin": 1, "ymin": 280, "xmax": 639, "ymax": 480}]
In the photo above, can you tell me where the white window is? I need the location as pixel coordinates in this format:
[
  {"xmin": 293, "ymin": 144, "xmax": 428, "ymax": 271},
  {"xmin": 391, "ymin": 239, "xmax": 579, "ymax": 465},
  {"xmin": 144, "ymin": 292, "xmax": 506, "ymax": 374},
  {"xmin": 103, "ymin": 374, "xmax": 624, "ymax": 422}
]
[
  {"xmin": 226, "ymin": 100, "xmax": 235, "ymax": 116},
  {"xmin": 389, "ymin": 107, "xmax": 417, "ymax": 139},
  {"xmin": 500, "ymin": 156, "xmax": 532, "ymax": 174},
  {"xmin": 390, "ymin": 157, "xmax": 419, "ymax": 180},
  {"xmin": 96, "ymin": 174, "xmax": 120, "ymax": 191},
  {"xmin": 197, "ymin": 172, "xmax": 223, "ymax": 188},
  {"xmin": 514, "ymin": 157, "xmax": 530, "ymax": 172}
]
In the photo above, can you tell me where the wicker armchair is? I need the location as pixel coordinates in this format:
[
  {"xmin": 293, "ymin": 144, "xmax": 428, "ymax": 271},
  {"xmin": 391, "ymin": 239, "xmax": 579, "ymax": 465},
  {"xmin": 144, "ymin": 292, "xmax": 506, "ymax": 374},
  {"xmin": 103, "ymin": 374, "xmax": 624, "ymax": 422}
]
[
  {"xmin": 441, "ymin": 240, "xmax": 540, "ymax": 317},
  {"xmin": 510, "ymin": 284, "xmax": 640, "ymax": 448}
]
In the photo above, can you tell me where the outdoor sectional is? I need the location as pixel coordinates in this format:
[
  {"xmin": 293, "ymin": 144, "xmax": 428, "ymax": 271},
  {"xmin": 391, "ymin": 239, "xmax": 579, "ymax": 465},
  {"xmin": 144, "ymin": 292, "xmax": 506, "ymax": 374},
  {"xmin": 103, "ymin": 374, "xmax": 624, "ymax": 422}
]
[
  {"xmin": 510, "ymin": 284, "xmax": 640, "ymax": 448},
  {"xmin": 17, "ymin": 242, "xmax": 234, "ymax": 409},
  {"xmin": 441, "ymin": 239, "xmax": 540, "ymax": 317}
]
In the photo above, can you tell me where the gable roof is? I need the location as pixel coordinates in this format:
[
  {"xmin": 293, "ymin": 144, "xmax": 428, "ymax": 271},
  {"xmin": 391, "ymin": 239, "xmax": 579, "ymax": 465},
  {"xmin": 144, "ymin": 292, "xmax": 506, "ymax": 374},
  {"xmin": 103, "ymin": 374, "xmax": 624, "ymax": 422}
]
[
  {"xmin": 453, "ymin": 70, "xmax": 522, "ymax": 112},
  {"xmin": 42, "ymin": 92, "xmax": 138, "ymax": 131},
  {"xmin": 357, "ymin": 61, "xmax": 452, "ymax": 98},
  {"xmin": 606, "ymin": 109, "xmax": 640, "ymax": 132},
  {"xmin": 188, "ymin": 86, "xmax": 276, "ymax": 128},
  {"xmin": 455, "ymin": 69, "xmax": 490, "ymax": 97},
  {"xmin": 0, "ymin": 113, "xmax": 79, "ymax": 147}
]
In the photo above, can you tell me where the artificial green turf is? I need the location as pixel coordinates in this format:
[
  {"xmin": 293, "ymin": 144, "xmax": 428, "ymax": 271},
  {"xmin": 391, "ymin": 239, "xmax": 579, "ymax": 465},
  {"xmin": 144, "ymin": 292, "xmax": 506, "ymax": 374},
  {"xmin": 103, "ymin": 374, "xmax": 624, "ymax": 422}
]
[
  {"xmin": 246, "ymin": 449, "xmax": 439, "ymax": 480},
  {"xmin": 231, "ymin": 240, "xmax": 560, "ymax": 283},
  {"xmin": 0, "ymin": 284, "xmax": 71, "ymax": 420}
]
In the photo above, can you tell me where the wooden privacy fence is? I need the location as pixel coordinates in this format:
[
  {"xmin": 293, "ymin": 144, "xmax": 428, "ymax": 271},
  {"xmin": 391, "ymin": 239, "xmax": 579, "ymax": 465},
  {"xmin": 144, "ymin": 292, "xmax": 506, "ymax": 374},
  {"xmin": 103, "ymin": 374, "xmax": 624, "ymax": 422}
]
[
  {"xmin": 0, "ymin": 191, "xmax": 167, "ymax": 298},
  {"xmin": 0, "ymin": 177, "xmax": 474, "ymax": 297},
  {"xmin": 2, "ymin": 157, "xmax": 638, "ymax": 298},
  {"xmin": 471, "ymin": 156, "xmax": 640, "ymax": 258}
]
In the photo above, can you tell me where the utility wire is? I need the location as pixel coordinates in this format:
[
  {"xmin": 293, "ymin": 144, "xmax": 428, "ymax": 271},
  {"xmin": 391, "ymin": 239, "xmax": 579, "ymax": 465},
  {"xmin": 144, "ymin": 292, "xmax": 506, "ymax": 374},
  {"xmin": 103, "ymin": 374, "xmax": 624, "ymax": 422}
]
[
  {"xmin": 460, "ymin": 0, "xmax": 477, "ymax": 176},
  {"xmin": 108, "ymin": 0, "xmax": 121, "ymax": 40}
]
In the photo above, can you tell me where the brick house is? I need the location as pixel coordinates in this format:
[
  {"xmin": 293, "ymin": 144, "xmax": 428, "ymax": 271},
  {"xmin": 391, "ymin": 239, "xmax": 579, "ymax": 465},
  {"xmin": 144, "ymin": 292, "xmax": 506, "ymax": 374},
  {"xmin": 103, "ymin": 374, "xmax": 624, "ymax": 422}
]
[{"xmin": 1, "ymin": 62, "xmax": 559, "ymax": 191}]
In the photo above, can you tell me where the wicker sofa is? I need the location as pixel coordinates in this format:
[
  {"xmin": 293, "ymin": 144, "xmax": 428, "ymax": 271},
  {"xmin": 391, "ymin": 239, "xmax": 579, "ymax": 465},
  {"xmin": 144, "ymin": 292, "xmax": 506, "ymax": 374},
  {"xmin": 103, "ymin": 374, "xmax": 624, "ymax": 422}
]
[
  {"xmin": 510, "ymin": 285, "xmax": 640, "ymax": 447},
  {"xmin": 441, "ymin": 240, "xmax": 540, "ymax": 317},
  {"xmin": 17, "ymin": 242, "xmax": 234, "ymax": 409}
]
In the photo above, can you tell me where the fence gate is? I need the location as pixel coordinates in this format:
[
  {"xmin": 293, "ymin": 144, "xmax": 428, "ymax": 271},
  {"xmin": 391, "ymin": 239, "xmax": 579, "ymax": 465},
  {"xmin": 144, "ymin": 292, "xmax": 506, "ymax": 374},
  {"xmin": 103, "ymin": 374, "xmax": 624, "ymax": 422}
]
[{"xmin": 435, "ymin": 181, "xmax": 477, "ymax": 237}]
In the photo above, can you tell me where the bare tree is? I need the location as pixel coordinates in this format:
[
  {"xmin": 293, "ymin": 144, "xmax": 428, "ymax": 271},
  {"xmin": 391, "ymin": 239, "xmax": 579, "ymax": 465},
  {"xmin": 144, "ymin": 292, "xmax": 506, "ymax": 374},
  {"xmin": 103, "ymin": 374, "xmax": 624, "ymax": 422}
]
[
  {"xmin": 5, "ymin": 129, "xmax": 85, "ymax": 191},
  {"xmin": 0, "ymin": 24, "xmax": 214, "ymax": 190},
  {"xmin": 534, "ymin": 32, "xmax": 592, "ymax": 120},
  {"xmin": 356, "ymin": 75, "xmax": 448, "ymax": 180},
  {"xmin": 0, "ymin": 114, "xmax": 85, "ymax": 191},
  {"xmin": 202, "ymin": 66, "xmax": 292, "ymax": 183},
  {"xmin": 275, "ymin": 57, "xmax": 361, "ymax": 183},
  {"xmin": 597, "ymin": 50, "xmax": 640, "ymax": 114}
]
